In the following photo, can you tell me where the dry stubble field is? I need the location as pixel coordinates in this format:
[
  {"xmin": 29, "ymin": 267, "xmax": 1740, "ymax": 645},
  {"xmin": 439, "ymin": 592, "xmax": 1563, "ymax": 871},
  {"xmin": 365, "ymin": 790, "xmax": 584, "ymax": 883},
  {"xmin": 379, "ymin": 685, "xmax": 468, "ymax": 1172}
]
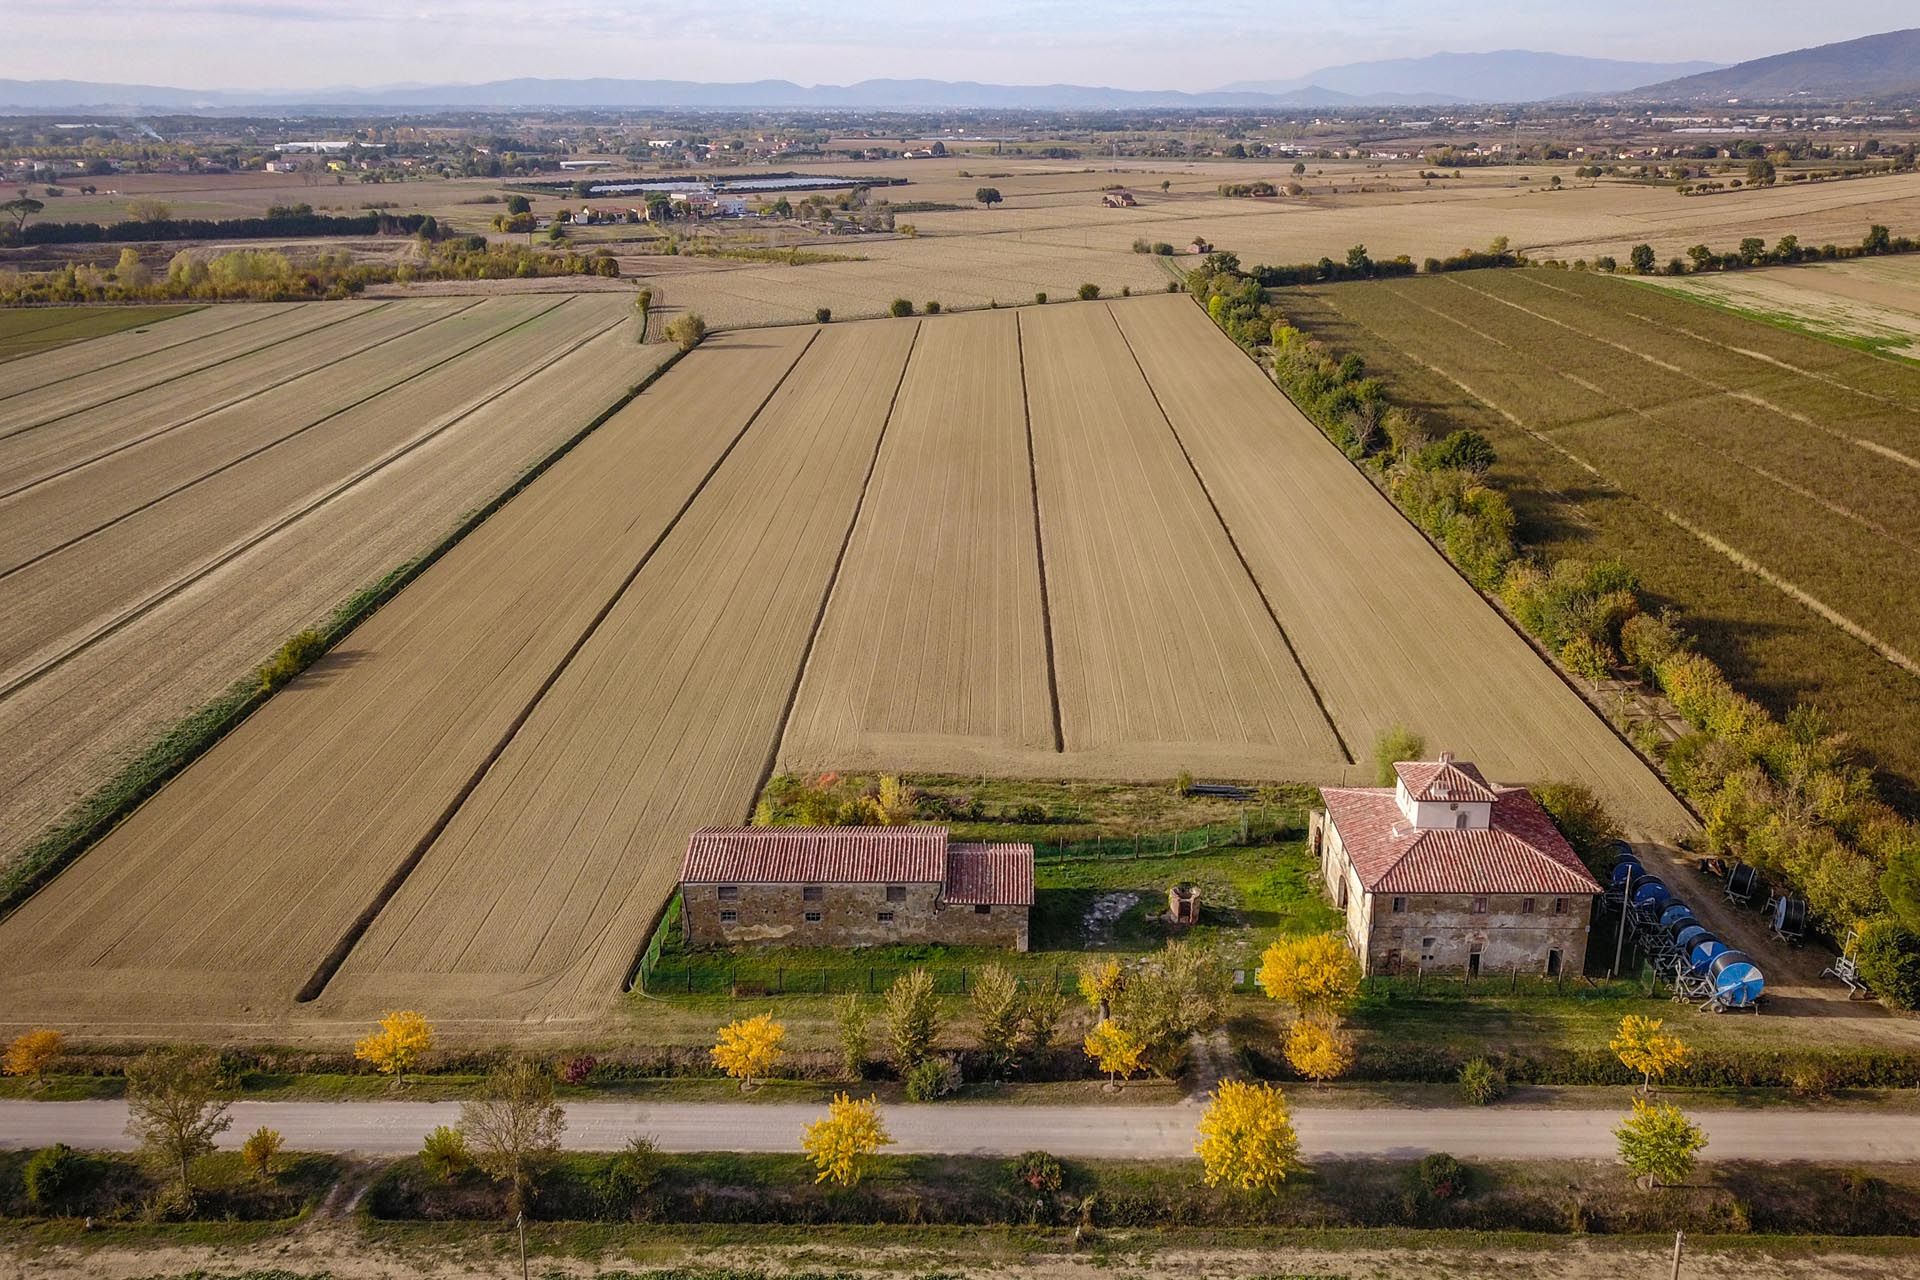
[
  {"xmin": 1282, "ymin": 269, "xmax": 1920, "ymax": 801},
  {"xmin": 1644, "ymin": 254, "xmax": 1920, "ymax": 361},
  {"xmin": 0, "ymin": 293, "xmax": 1691, "ymax": 1038},
  {"xmin": 0, "ymin": 294, "xmax": 664, "ymax": 866}
]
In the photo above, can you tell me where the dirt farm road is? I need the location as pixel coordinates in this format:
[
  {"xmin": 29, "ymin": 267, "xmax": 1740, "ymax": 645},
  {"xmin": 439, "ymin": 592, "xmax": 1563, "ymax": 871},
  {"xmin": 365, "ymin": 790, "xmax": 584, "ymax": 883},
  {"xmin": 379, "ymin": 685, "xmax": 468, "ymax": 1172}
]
[{"xmin": 5, "ymin": 1099, "xmax": 1920, "ymax": 1162}]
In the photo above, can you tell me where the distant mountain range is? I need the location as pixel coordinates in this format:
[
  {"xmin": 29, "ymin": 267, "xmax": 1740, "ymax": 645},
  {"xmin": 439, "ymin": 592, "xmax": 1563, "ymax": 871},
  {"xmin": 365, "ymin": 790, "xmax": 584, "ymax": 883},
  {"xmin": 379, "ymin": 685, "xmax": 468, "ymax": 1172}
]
[
  {"xmin": 1221, "ymin": 51, "xmax": 1724, "ymax": 104},
  {"xmin": 1625, "ymin": 27, "xmax": 1920, "ymax": 101},
  {"xmin": 0, "ymin": 52, "xmax": 1718, "ymax": 113},
  {"xmin": 1, "ymin": 33, "xmax": 1914, "ymax": 113}
]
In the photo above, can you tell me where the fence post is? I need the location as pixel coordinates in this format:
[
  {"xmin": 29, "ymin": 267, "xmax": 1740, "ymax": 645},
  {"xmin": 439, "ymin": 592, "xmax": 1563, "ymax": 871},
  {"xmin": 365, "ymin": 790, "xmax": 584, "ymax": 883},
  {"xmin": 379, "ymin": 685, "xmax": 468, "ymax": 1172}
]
[
  {"xmin": 1510, "ymin": 965, "xmax": 1518, "ymax": 994},
  {"xmin": 776, "ymin": 966, "xmax": 783, "ymax": 995},
  {"xmin": 685, "ymin": 965, "xmax": 692, "ymax": 994}
]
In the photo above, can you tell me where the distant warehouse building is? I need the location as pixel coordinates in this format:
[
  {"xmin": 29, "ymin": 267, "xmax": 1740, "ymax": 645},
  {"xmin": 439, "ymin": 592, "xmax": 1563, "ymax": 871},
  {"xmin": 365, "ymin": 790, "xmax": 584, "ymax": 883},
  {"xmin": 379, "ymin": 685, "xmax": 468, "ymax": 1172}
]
[
  {"xmin": 1310, "ymin": 754, "xmax": 1601, "ymax": 977},
  {"xmin": 679, "ymin": 826, "xmax": 1034, "ymax": 951}
]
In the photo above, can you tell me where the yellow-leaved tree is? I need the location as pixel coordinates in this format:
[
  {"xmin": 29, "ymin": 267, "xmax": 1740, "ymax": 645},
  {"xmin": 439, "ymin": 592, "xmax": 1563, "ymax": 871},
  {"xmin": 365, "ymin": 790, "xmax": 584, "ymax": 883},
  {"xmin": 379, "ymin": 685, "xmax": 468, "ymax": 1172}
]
[
  {"xmin": 1615, "ymin": 1097, "xmax": 1707, "ymax": 1188},
  {"xmin": 1610, "ymin": 1014, "xmax": 1691, "ymax": 1094},
  {"xmin": 802, "ymin": 1092, "xmax": 893, "ymax": 1186},
  {"xmin": 1195, "ymin": 1080, "xmax": 1301, "ymax": 1193},
  {"xmin": 3, "ymin": 1029, "xmax": 64, "ymax": 1083},
  {"xmin": 1083, "ymin": 1018, "xmax": 1145, "ymax": 1091},
  {"xmin": 875, "ymin": 775, "xmax": 914, "ymax": 825},
  {"xmin": 711, "ymin": 1012, "xmax": 787, "ymax": 1091},
  {"xmin": 1076, "ymin": 956, "xmax": 1125, "ymax": 1020},
  {"xmin": 354, "ymin": 1010, "xmax": 434, "ymax": 1082},
  {"xmin": 1256, "ymin": 933, "xmax": 1361, "ymax": 1022},
  {"xmin": 1283, "ymin": 1019, "xmax": 1354, "ymax": 1087}
]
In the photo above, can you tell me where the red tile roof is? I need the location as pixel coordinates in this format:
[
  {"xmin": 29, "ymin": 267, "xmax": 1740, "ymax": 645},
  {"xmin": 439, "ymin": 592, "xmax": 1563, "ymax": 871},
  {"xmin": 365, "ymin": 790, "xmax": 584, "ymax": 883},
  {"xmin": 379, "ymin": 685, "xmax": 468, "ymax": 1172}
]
[
  {"xmin": 1394, "ymin": 757, "xmax": 1498, "ymax": 804},
  {"xmin": 680, "ymin": 827, "xmax": 1036, "ymax": 907},
  {"xmin": 1321, "ymin": 784, "xmax": 1601, "ymax": 897},
  {"xmin": 682, "ymin": 826, "xmax": 948, "ymax": 886},
  {"xmin": 943, "ymin": 843, "xmax": 1036, "ymax": 906}
]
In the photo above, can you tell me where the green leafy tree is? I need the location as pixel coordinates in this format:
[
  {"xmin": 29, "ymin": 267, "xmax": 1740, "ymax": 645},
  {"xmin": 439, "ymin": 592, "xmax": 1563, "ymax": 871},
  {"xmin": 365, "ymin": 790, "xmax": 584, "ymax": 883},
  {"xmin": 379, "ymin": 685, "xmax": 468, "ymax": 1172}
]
[
  {"xmin": 970, "ymin": 964, "xmax": 1023, "ymax": 1073},
  {"xmin": 1535, "ymin": 781, "xmax": 1623, "ymax": 875},
  {"xmin": 1629, "ymin": 243, "xmax": 1656, "ymax": 274},
  {"xmin": 884, "ymin": 967, "xmax": 941, "ymax": 1069},
  {"xmin": 832, "ymin": 994, "xmax": 871, "ymax": 1079},
  {"xmin": 974, "ymin": 187, "xmax": 1003, "ymax": 206},
  {"xmin": 889, "ymin": 297, "xmax": 914, "ymax": 317},
  {"xmin": 1615, "ymin": 1098, "xmax": 1707, "ymax": 1188},
  {"xmin": 124, "ymin": 1048, "xmax": 233, "ymax": 1209},
  {"xmin": 1371, "ymin": 725, "xmax": 1426, "ymax": 786},
  {"xmin": 664, "ymin": 312, "xmax": 707, "ymax": 351},
  {"xmin": 2, "ymin": 196, "xmax": 44, "ymax": 233},
  {"xmin": 420, "ymin": 1124, "xmax": 471, "ymax": 1182}
]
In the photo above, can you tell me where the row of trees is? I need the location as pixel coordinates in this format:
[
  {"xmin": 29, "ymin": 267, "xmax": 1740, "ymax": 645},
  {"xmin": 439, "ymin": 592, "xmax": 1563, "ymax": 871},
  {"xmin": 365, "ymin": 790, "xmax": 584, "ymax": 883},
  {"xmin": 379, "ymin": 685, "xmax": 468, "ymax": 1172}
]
[
  {"xmin": 1620, "ymin": 224, "xmax": 1917, "ymax": 276},
  {"xmin": 1187, "ymin": 240, "xmax": 1920, "ymax": 986},
  {"xmin": 0, "ymin": 236, "xmax": 619, "ymax": 305}
]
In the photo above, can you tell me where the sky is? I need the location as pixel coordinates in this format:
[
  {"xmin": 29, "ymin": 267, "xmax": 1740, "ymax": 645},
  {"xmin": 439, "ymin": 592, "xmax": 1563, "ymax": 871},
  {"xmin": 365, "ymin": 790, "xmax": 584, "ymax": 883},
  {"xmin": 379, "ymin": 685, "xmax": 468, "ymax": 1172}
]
[{"xmin": 8, "ymin": 0, "xmax": 1916, "ymax": 91}]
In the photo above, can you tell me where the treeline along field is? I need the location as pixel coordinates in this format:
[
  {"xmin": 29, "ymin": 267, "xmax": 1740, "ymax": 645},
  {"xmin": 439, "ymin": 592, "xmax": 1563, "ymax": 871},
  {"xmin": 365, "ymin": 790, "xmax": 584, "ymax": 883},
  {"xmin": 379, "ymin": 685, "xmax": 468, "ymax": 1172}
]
[
  {"xmin": 1281, "ymin": 270, "xmax": 1920, "ymax": 805},
  {"xmin": 0, "ymin": 296, "xmax": 1691, "ymax": 1036}
]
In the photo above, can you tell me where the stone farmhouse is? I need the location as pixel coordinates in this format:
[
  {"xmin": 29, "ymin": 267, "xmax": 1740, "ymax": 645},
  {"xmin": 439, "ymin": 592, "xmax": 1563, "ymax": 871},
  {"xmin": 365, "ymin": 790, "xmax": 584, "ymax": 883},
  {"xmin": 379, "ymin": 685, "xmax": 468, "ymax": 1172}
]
[
  {"xmin": 1309, "ymin": 754, "xmax": 1601, "ymax": 977},
  {"xmin": 679, "ymin": 826, "xmax": 1034, "ymax": 951}
]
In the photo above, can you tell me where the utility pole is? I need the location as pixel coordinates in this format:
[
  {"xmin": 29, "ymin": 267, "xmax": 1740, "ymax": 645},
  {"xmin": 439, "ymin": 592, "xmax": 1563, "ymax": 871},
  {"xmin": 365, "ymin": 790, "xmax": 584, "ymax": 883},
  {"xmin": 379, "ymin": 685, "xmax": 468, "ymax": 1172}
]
[
  {"xmin": 1611, "ymin": 862, "xmax": 1633, "ymax": 978},
  {"xmin": 1670, "ymin": 1228, "xmax": 1685, "ymax": 1280}
]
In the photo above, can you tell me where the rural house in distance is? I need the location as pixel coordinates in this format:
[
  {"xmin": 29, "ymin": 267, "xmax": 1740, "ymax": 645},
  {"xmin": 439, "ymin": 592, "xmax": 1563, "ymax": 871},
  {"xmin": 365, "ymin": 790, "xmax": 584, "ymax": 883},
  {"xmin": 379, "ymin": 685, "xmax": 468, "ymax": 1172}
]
[
  {"xmin": 1310, "ymin": 754, "xmax": 1601, "ymax": 977},
  {"xmin": 679, "ymin": 826, "xmax": 1035, "ymax": 950}
]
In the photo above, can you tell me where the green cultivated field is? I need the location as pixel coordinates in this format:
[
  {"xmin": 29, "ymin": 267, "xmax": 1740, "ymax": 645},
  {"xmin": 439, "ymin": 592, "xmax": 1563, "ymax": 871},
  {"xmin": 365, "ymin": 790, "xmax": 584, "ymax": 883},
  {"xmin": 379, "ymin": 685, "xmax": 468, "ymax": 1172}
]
[
  {"xmin": 0, "ymin": 305, "xmax": 199, "ymax": 360},
  {"xmin": 1282, "ymin": 270, "xmax": 1920, "ymax": 808}
]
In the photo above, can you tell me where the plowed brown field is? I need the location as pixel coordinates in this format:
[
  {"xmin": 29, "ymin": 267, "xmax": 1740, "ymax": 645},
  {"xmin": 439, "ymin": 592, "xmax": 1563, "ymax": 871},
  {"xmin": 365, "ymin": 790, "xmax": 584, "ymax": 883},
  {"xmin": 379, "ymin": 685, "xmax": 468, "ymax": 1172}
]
[
  {"xmin": 780, "ymin": 308, "xmax": 1058, "ymax": 776},
  {"xmin": 1021, "ymin": 301, "xmax": 1347, "ymax": 778},
  {"xmin": 0, "ymin": 296, "xmax": 1692, "ymax": 1036},
  {"xmin": 0, "ymin": 327, "xmax": 813, "ymax": 1025},
  {"xmin": 0, "ymin": 304, "xmax": 354, "ymax": 434},
  {"xmin": 320, "ymin": 319, "xmax": 916, "ymax": 1020},
  {"xmin": 1109, "ymin": 292, "xmax": 1692, "ymax": 838},
  {"xmin": 0, "ymin": 298, "xmax": 474, "ymax": 499},
  {"xmin": 0, "ymin": 303, "xmax": 290, "ymax": 399},
  {"xmin": 0, "ymin": 317, "xmax": 677, "ymax": 866},
  {"xmin": 0, "ymin": 295, "xmax": 616, "ymax": 697}
]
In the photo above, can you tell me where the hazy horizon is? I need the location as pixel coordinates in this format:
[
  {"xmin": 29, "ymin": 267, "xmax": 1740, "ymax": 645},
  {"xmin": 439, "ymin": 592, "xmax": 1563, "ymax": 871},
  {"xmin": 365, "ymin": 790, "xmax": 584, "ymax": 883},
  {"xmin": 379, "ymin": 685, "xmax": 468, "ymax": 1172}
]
[{"xmin": 9, "ymin": 1, "xmax": 1915, "ymax": 94}]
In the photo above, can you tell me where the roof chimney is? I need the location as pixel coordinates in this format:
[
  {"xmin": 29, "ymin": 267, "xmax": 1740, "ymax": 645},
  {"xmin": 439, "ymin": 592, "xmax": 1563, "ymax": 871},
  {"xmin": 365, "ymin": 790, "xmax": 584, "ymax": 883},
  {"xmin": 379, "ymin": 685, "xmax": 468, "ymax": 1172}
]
[{"xmin": 1438, "ymin": 750, "xmax": 1453, "ymax": 765}]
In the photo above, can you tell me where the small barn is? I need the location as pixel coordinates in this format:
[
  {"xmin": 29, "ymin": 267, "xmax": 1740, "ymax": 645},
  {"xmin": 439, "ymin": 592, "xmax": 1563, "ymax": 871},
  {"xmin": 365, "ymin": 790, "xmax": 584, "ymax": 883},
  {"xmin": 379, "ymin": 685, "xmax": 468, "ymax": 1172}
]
[
  {"xmin": 1102, "ymin": 189, "xmax": 1138, "ymax": 207},
  {"xmin": 679, "ymin": 826, "xmax": 1034, "ymax": 951},
  {"xmin": 1310, "ymin": 754, "xmax": 1600, "ymax": 977}
]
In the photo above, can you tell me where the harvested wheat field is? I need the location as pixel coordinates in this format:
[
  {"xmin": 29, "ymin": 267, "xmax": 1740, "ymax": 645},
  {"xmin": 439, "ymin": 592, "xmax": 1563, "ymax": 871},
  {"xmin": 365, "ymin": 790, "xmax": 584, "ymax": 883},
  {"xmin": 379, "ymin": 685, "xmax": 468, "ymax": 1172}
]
[
  {"xmin": 0, "ymin": 314, "xmax": 678, "ymax": 868},
  {"xmin": 780, "ymin": 308, "xmax": 1059, "ymax": 775},
  {"xmin": 1644, "ymin": 256, "xmax": 1920, "ymax": 362},
  {"xmin": 318, "ymin": 319, "xmax": 917, "ymax": 1020},
  {"xmin": 0, "ymin": 326, "xmax": 813, "ymax": 1027},
  {"xmin": 0, "ymin": 297, "xmax": 1694, "ymax": 1036}
]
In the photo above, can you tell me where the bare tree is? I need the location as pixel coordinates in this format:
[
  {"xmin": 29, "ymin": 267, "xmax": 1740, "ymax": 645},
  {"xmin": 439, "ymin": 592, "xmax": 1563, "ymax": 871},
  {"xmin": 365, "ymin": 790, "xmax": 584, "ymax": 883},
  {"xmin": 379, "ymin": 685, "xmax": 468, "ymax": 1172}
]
[{"xmin": 460, "ymin": 1060, "xmax": 566, "ymax": 1216}]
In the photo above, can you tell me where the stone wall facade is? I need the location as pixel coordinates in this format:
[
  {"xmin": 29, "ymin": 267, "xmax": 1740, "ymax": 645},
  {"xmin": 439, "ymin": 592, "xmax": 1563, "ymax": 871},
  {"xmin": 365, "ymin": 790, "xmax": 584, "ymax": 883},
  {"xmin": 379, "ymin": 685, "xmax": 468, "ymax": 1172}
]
[
  {"xmin": 1312, "ymin": 808, "xmax": 1592, "ymax": 976},
  {"xmin": 682, "ymin": 879, "xmax": 1028, "ymax": 951}
]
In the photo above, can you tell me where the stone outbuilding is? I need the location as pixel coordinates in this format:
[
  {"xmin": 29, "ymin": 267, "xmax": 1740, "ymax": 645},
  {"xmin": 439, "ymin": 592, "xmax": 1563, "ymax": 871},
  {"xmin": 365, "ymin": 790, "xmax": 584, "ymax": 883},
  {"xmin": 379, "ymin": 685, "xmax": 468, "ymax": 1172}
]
[
  {"xmin": 679, "ymin": 825, "xmax": 1034, "ymax": 951},
  {"xmin": 1309, "ymin": 754, "xmax": 1601, "ymax": 977}
]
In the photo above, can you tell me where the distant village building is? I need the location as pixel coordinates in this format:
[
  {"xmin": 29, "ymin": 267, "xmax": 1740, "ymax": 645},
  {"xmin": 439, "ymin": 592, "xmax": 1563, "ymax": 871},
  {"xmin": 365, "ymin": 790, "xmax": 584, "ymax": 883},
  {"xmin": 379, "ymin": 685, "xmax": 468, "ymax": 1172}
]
[
  {"xmin": 1102, "ymin": 189, "xmax": 1138, "ymax": 207},
  {"xmin": 679, "ymin": 826, "xmax": 1034, "ymax": 950},
  {"xmin": 1310, "ymin": 754, "xmax": 1600, "ymax": 977}
]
